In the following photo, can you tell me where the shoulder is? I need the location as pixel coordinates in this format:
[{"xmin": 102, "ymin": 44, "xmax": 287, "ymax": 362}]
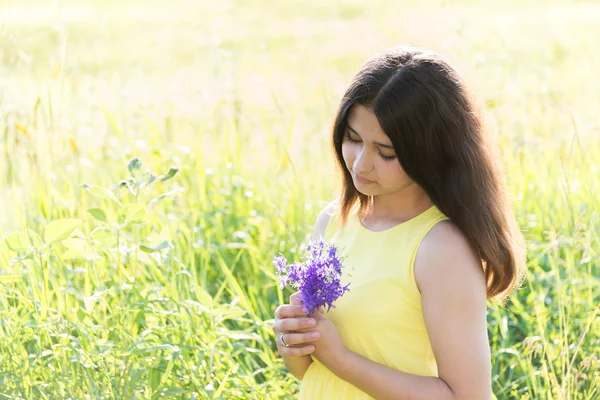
[
  {"xmin": 414, "ymin": 219, "xmax": 486, "ymax": 297},
  {"xmin": 311, "ymin": 198, "xmax": 340, "ymax": 241}
]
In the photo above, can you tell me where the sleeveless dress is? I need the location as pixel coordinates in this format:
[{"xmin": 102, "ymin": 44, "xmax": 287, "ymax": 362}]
[{"xmin": 298, "ymin": 202, "xmax": 449, "ymax": 399}]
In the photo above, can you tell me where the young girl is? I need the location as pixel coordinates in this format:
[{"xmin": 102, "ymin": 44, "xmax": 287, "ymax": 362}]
[{"xmin": 272, "ymin": 46, "xmax": 526, "ymax": 400}]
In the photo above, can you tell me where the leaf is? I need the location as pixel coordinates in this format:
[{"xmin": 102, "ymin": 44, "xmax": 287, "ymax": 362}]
[
  {"xmin": 144, "ymin": 172, "xmax": 157, "ymax": 186},
  {"xmin": 77, "ymin": 308, "xmax": 87, "ymax": 322},
  {"xmin": 182, "ymin": 300, "xmax": 210, "ymax": 314},
  {"xmin": 124, "ymin": 204, "xmax": 146, "ymax": 223},
  {"xmin": 213, "ymin": 364, "xmax": 236, "ymax": 398},
  {"xmin": 137, "ymin": 249, "xmax": 160, "ymax": 266},
  {"xmin": 118, "ymin": 178, "xmax": 136, "ymax": 196},
  {"xmin": 0, "ymin": 274, "xmax": 23, "ymax": 283},
  {"xmin": 128, "ymin": 368, "xmax": 143, "ymax": 384},
  {"xmin": 160, "ymin": 166, "xmax": 179, "ymax": 181},
  {"xmin": 196, "ymin": 287, "xmax": 213, "ymax": 309},
  {"xmin": 44, "ymin": 219, "xmax": 83, "ymax": 244},
  {"xmin": 2, "ymin": 231, "xmax": 39, "ymax": 251},
  {"xmin": 70, "ymin": 228, "xmax": 87, "ymax": 240},
  {"xmin": 118, "ymin": 178, "xmax": 135, "ymax": 188},
  {"xmin": 90, "ymin": 227, "xmax": 115, "ymax": 246},
  {"xmin": 28, "ymin": 230, "xmax": 44, "ymax": 249},
  {"xmin": 87, "ymin": 208, "xmax": 107, "ymax": 222},
  {"xmin": 132, "ymin": 344, "xmax": 179, "ymax": 354},
  {"xmin": 63, "ymin": 238, "xmax": 88, "ymax": 259},
  {"xmin": 149, "ymin": 366, "xmax": 161, "ymax": 394},
  {"xmin": 139, "ymin": 241, "xmax": 169, "ymax": 253},
  {"xmin": 63, "ymin": 249, "xmax": 86, "ymax": 260},
  {"xmin": 154, "ymin": 353, "xmax": 178, "ymax": 396},
  {"xmin": 85, "ymin": 185, "xmax": 122, "ymax": 206},
  {"xmin": 64, "ymin": 237, "xmax": 86, "ymax": 251},
  {"xmin": 149, "ymin": 187, "xmax": 185, "ymax": 207},
  {"xmin": 127, "ymin": 157, "xmax": 142, "ymax": 174},
  {"xmin": 213, "ymin": 305, "xmax": 246, "ymax": 321},
  {"xmin": 224, "ymin": 331, "xmax": 260, "ymax": 341},
  {"xmin": 101, "ymin": 104, "xmax": 124, "ymax": 141}
]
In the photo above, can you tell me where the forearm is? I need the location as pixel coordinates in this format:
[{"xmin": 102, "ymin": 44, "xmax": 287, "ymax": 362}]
[
  {"xmin": 331, "ymin": 350, "xmax": 456, "ymax": 400},
  {"xmin": 283, "ymin": 354, "xmax": 313, "ymax": 381}
]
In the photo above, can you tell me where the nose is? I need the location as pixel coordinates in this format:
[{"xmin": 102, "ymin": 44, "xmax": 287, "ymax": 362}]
[{"xmin": 353, "ymin": 145, "xmax": 373, "ymax": 175}]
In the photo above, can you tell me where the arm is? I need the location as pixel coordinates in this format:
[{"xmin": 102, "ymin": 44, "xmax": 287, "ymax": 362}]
[
  {"xmin": 324, "ymin": 220, "xmax": 493, "ymax": 399},
  {"xmin": 281, "ymin": 200, "xmax": 338, "ymax": 380}
]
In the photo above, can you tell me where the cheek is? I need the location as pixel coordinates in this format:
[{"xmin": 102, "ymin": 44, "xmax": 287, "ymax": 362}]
[
  {"xmin": 381, "ymin": 162, "xmax": 407, "ymax": 185},
  {"xmin": 341, "ymin": 144, "xmax": 355, "ymax": 166}
]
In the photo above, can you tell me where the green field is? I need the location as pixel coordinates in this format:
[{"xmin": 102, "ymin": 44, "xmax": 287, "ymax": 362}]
[{"xmin": 0, "ymin": 0, "xmax": 598, "ymax": 398}]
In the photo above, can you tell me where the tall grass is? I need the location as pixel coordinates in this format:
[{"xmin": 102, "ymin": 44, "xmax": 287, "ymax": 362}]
[{"xmin": 0, "ymin": 0, "xmax": 598, "ymax": 398}]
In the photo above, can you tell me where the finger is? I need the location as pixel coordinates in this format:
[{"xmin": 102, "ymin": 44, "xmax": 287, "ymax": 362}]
[
  {"xmin": 274, "ymin": 305, "xmax": 307, "ymax": 320},
  {"xmin": 281, "ymin": 331, "xmax": 320, "ymax": 346},
  {"xmin": 290, "ymin": 291, "xmax": 302, "ymax": 306},
  {"xmin": 274, "ymin": 317, "xmax": 316, "ymax": 332},
  {"xmin": 279, "ymin": 344, "xmax": 315, "ymax": 357}
]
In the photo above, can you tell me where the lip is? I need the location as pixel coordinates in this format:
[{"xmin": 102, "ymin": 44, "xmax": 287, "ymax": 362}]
[{"xmin": 354, "ymin": 173, "xmax": 376, "ymax": 184}]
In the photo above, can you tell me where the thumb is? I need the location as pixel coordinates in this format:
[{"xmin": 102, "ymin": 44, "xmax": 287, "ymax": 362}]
[{"xmin": 312, "ymin": 305, "xmax": 326, "ymax": 318}]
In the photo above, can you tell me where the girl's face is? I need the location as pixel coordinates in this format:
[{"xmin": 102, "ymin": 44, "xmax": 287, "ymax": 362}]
[{"xmin": 342, "ymin": 104, "xmax": 415, "ymax": 197}]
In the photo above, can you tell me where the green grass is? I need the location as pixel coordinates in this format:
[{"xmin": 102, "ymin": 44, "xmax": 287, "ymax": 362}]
[{"xmin": 0, "ymin": 0, "xmax": 598, "ymax": 398}]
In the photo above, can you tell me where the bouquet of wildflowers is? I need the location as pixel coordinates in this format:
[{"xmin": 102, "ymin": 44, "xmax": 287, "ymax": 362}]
[{"xmin": 273, "ymin": 237, "xmax": 350, "ymax": 314}]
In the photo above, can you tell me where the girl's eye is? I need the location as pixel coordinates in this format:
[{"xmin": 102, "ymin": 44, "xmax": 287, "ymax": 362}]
[
  {"xmin": 344, "ymin": 132, "xmax": 397, "ymax": 162},
  {"xmin": 344, "ymin": 132, "xmax": 360, "ymax": 143}
]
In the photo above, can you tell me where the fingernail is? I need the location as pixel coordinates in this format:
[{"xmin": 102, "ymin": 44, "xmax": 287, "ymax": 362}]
[
  {"xmin": 307, "ymin": 319, "xmax": 316, "ymax": 326},
  {"xmin": 311, "ymin": 332, "xmax": 320, "ymax": 339}
]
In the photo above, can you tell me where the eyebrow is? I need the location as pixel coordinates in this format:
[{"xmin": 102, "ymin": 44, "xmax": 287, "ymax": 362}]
[{"xmin": 347, "ymin": 125, "xmax": 395, "ymax": 149}]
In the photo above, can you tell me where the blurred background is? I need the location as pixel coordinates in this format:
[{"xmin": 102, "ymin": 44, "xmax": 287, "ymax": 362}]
[{"xmin": 0, "ymin": 0, "xmax": 598, "ymax": 399}]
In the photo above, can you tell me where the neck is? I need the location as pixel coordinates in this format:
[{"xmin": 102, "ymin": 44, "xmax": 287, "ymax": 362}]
[{"xmin": 366, "ymin": 183, "xmax": 433, "ymax": 222}]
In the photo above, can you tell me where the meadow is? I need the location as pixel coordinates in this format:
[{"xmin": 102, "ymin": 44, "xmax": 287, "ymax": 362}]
[{"xmin": 0, "ymin": 0, "xmax": 598, "ymax": 398}]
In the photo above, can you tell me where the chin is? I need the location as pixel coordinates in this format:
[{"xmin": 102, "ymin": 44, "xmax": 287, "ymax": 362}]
[{"xmin": 353, "ymin": 184, "xmax": 380, "ymax": 196}]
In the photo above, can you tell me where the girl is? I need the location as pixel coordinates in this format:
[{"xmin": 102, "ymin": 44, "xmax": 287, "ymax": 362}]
[{"xmin": 272, "ymin": 46, "xmax": 526, "ymax": 400}]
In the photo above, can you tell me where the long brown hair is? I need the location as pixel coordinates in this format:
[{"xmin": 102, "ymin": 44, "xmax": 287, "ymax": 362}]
[{"xmin": 331, "ymin": 46, "xmax": 526, "ymax": 302}]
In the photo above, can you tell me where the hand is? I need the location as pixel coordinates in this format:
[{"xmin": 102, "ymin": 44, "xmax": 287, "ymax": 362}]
[
  {"xmin": 272, "ymin": 292, "xmax": 321, "ymax": 357},
  {"xmin": 307, "ymin": 306, "xmax": 349, "ymax": 373}
]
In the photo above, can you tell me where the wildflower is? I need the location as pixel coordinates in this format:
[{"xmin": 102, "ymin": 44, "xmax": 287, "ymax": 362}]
[{"xmin": 274, "ymin": 237, "xmax": 350, "ymax": 314}]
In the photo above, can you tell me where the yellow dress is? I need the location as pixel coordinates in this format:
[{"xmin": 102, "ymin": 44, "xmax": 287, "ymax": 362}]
[{"xmin": 298, "ymin": 202, "xmax": 449, "ymax": 399}]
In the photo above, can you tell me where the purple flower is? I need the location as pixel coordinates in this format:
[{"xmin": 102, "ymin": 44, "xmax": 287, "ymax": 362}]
[{"xmin": 273, "ymin": 237, "xmax": 350, "ymax": 314}]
